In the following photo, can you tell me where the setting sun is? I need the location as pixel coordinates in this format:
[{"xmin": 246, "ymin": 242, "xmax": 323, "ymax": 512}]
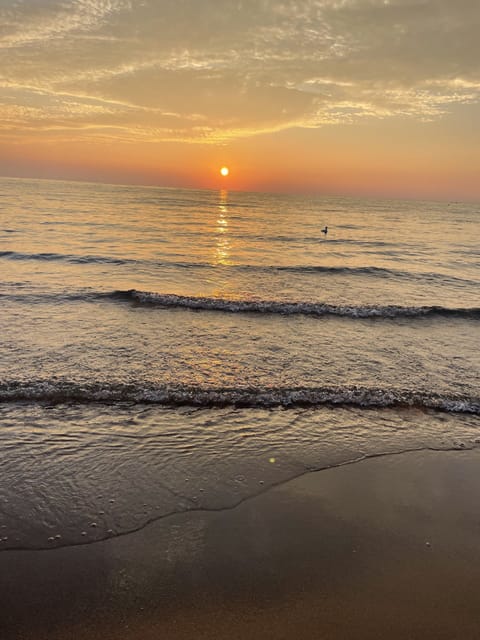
[{"xmin": 220, "ymin": 166, "xmax": 229, "ymax": 177}]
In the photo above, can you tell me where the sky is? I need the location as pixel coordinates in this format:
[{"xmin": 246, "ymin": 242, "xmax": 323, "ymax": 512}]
[{"xmin": 0, "ymin": 0, "xmax": 479, "ymax": 200}]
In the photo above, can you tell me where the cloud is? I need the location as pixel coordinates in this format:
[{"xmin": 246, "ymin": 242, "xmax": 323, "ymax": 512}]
[
  {"xmin": 0, "ymin": 0, "xmax": 130, "ymax": 48},
  {"xmin": 0, "ymin": 0, "xmax": 479, "ymax": 143}
]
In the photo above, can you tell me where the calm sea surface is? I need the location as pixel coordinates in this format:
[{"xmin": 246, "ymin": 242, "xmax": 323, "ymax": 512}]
[{"xmin": 0, "ymin": 177, "xmax": 479, "ymax": 549}]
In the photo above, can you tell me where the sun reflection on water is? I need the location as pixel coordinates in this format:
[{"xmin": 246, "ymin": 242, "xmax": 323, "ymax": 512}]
[{"xmin": 213, "ymin": 189, "xmax": 232, "ymax": 266}]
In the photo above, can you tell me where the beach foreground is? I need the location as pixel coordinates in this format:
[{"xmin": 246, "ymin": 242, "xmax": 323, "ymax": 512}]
[{"xmin": 2, "ymin": 449, "xmax": 480, "ymax": 639}]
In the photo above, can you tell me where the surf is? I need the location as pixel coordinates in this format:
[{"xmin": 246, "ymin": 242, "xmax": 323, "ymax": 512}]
[{"xmin": 0, "ymin": 380, "xmax": 478, "ymax": 414}]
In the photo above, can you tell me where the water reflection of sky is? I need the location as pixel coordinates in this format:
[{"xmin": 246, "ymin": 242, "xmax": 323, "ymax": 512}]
[
  {"xmin": 213, "ymin": 189, "xmax": 232, "ymax": 266},
  {"xmin": 3, "ymin": 178, "xmax": 477, "ymax": 306}
]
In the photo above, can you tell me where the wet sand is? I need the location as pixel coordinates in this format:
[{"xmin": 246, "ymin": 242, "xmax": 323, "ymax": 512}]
[{"xmin": 2, "ymin": 448, "xmax": 480, "ymax": 639}]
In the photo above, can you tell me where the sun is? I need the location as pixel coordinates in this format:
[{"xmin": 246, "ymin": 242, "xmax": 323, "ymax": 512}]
[{"xmin": 220, "ymin": 166, "xmax": 229, "ymax": 177}]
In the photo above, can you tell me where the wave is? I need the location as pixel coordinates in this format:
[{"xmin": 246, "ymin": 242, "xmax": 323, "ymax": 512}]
[
  {"xmin": 0, "ymin": 250, "xmax": 136, "ymax": 266},
  {"xmin": 272, "ymin": 265, "xmax": 477, "ymax": 285},
  {"xmin": 275, "ymin": 264, "xmax": 398, "ymax": 275},
  {"xmin": 0, "ymin": 381, "xmax": 478, "ymax": 414},
  {"xmin": 1, "ymin": 250, "xmax": 476, "ymax": 286},
  {"xmin": 0, "ymin": 251, "xmax": 212, "ymax": 271},
  {"xmin": 3, "ymin": 287, "xmax": 478, "ymax": 319},
  {"xmin": 113, "ymin": 290, "xmax": 480, "ymax": 320}
]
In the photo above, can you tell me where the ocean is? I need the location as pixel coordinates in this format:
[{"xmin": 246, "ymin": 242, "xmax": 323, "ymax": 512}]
[{"xmin": 0, "ymin": 176, "xmax": 478, "ymax": 550}]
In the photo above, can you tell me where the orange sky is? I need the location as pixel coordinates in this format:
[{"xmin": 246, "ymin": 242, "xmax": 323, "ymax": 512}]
[{"xmin": 0, "ymin": 1, "xmax": 479, "ymax": 201}]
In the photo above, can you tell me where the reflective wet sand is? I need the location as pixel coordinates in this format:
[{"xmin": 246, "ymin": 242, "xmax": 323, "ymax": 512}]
[{"xmin": 2, "ymin": 449, "xmax": 480, "ymax": 639}]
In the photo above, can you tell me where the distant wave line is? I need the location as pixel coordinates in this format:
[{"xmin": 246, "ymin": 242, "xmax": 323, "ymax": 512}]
[
  {"xmin": 0, "ymin": 380, "xmax": 478, "ymax": 414},
  {"xmin": 0, "ymin": 249, "xmax": 475, "ymax": 286},
  {"xmin": 0, "ymin": 250, "xmax": 137, "ymax": 266}
]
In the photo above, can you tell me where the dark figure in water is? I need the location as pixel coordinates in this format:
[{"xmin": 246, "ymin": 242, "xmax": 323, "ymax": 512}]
[{"xmin": 321, "ymin": 226, "xmax": 328, "ymax": 235}]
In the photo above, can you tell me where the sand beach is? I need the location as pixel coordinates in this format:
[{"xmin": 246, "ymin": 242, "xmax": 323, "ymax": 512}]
[{"xmin": 2, "ymin": 449, "xmax": 480, "ymax": 639}]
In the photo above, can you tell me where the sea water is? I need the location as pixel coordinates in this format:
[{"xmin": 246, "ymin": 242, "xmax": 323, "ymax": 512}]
[{"xmin": 0, "ymin": 177, "xmax": 478, "ymax": 549}]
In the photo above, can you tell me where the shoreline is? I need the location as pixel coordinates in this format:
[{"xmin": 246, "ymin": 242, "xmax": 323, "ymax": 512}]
[{"xmin": 2, "ymin": 448, "xmax": 480, "ymax": 639}]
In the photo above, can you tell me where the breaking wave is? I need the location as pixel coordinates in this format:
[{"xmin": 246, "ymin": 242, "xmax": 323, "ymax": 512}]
[
  {"xmin": 113, "ymin": 290, "xmax": 480, "ymax": 320},
  {"xmin": 0, "ymin": 381, "xmax": 478, "ymax": 414},
  {"xmin": 3, "ymin": 288, "xmax": 478, "ymax": 319}
]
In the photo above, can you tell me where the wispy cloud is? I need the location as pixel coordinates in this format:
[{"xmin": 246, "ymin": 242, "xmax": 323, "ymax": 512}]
[
  {"xmin": 0, "ymin": 0, "xmax": 479, "ymax": 143},
  {"xmin": 0, "ymin": 0, "xmax": 130, "ymax": 48}
]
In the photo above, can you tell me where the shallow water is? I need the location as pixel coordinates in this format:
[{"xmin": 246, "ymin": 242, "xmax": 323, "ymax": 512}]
[{"xmin": 0, "ymin": 177, "xmax": 478, "ymax": 549}]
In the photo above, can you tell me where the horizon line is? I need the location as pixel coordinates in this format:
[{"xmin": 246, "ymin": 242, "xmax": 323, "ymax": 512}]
[{"xmin": 0, "ymin": 172, "xmax": 478, "ymax": 206}]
